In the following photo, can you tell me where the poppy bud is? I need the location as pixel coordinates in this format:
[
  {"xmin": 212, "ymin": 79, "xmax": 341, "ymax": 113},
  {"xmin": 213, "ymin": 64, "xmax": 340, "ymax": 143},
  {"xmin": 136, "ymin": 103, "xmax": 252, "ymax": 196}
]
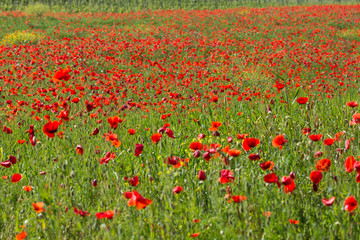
[
  {"xmin": 134, "ymin": 144, "xmax": 144, "ymax": 156},
  {"xmin": 203, "ymin": 152, "xmax": 211, "ymax": 161},
  {"xmin": 173, "ymin": 186, "xmax": 183, "ymax": 194},
  {"xmin": 333, "ymin": 176, "xmax": 338, "ymax": 182},
  {"xmin": 8, "ymin": 156, "xmax": 16, "ymax": 164},
  {"xmin": 193, "ymin": 150, "xmax": 201, "ymax": 158},
  {"xmin": 197, "ymin": 133, "xmax": 205, "ymax": 139},
  {"xmin": 129, "ymin": 176, "xmax": 139, "ymax": 186},
  {"xmin": 314, "ymin": 151, "xmax": 323, "ymax": 158},
  {"xmin": 336, "ymin": 148, "xmax": 343, "ymax": 154},
  {"xmin": 75, "ymin": 145, "xmax": 84, "ymax": 155},
  {"xmin": 198, "ymin": 170, "xmax": 207, "ymax": 181},
  {"xmin": 354, "ymin": 162, "xmax": 360, "ymax": 173},
  {"xmin": 223, "ymin": 157, "xmax": 229, "ymax": 166},
  {"xmin": 92, "ymin": 128, "xmax": 99, "ymax": 135},
  {"xmin": 356, "ymin": 174, "xmax": 360, "ymax": 183},
  {"xmin": 92, "ymin": 179, "xmax": 98, "ymax": 187}
]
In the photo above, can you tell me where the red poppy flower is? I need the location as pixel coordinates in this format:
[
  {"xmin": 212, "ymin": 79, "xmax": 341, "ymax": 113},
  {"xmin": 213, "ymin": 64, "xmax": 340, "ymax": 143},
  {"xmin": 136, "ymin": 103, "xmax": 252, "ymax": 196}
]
[
  {"xmin": 74, "ymin": 207, "xmax": 90, "ymax": 217},
  {"xmin": 282, "ymin": 174, "xmax": 296, "ymax": 193},
  {"xmin": 272, "ymin": 135, "xmax": 287, "ymax": 150},
  {"xmin": 316, "ymin": 159, "xmax": 331, "ymax": 172},
  {"xmin": 263, "ymin": 212, "xmax": 271, "ymax": 217},
  {"xmin": 228, "ymin": 149, "xmax": 241, "ymax": 157},
  {"xmin": 164, "ymin": 156, "xmax": 181, "ymax": 168},
  {"xmin": 260, "ymin": 161, "xmax": 274, "ymax": 171},
  {"xmin": 71, "ymin": 97, "xmax": 80, "ymax": 103},
  {"xmin": 58, "ymin": 110, "xmax": 70, "ymax": 121},
  {"xmin": 296, "ymin": 97, "xmax": 308, "ymax": 104},
  {"xmin": 346, "ymin": 101, "xmax": 358, "ymax": 108},
  {"xmin": 231, "ymin": 195, "xmax": 247, "ymax": 203},
  {"xmin": 309, "ymin": 134, "xmax": 322, "ymax": 142},
  {"xmin": 248, "ymin": 153, "xmax": 260, "ymax": 161},
  {"xmin": 310, "ymin": 171, "xmax": 323, "ymax": 185},
  {"xmin": 274, "ymin": 83, "xmax": 285, "ymax": 92},
  {"xmin": 129, "ymin": 176, "xmax": 139, "ymax": 186},
  {"xmin": 23, "ymin": 186, "xmax": 32, "ymax": 192},
  {"xmin": 92, "ymin": 128, "xmax": 99, "ymax": 135},
  {"xmin": 345, "ymin": 156, "xmax": 356, "ymax": 173},
  {"xmin": 11, "ymin": 173, "xmax": 22, "ymax": 183},
  {"xmin": 126, "ymin": 190, "xmax": 153, "ymax": 210},
  {"xmin": 335, "ymin": 132, "xmax": 344, "ymax": 141},
  {"xmin": 289, "ymin": 219, "xmax": 299, "ymax": 224},
  {"xmin": 237, "ymin": 133, "xmax": 248, "ymax": 139},
  {"xmin": 344, "ymin": 196, "xmax": 358, "ymax": 212},
  {"xmin": 0, "ymin": 161, "xmax": 12, "ymax": 168},
  {"xmin": 281, "ymin": 176, "xmax": 294, "ymax": 186},
  {"xmin": 43, "ymin": 121, "xmax": 60, "ymax": 138},
  {"xmin": 264, "ymin": 173, "xmax": 281, "ymax": 188},
  {"xmin": 218, "ymin": 169, "xmax": 235, "ymax": 184},
  {"xmin": 190, "ymin": 233, "xmax": 200, "ymax": 237},
  {"xmin": 242, "ymin": 138, "xmax": 260, "ymax": 151},
  {"xmin": 95, "ymin": 210, "xmax": 114, "ymax": 219},
  {"xmin": 99, "ymin": 152, "xmax": 115, "ymax": 164},
  {"xmin": 16, "ymin": 231, "xmax": 27, "ymax": 240},
  {"xmin": 32, "ymin": 202, "xmax": 45, "ymax": 213},
  {"xmin": 75, "ymin": 145, "xmax": 84, "ymax": 155},
  {"xmin": 189, "ymin": 142, "xmax": 203, "ymax": 151},
  {"xmin": 151, "ymin": 133, "xmax": 162, "ymax": 144},
  {"xmin": 8, "ymin": 155, "xmax": 16, "ymax": 164},
  {"xmin": 322, "ymin": 197, "xmax": 335, "ymax": 207},
  {"xmin": 352, "ymin": 113, "xmax": 360, "ymax": 124},
  {"xmin": 104, "ymin": 132, "xmax": 121, "ymax": 148},
  {"xmin": 107, "ymin": 116, "xmax": 122, "ymax": 129},
  {"xmin": 209, "ymin": 121, "xmax": 222, "ymax": 131},
  {"xmin": 173, "ymin": 186, "xmax": 183, "ymax": 194},
  {"xmin": 302, "ymin": 128, "xmax": 312, "ymax": 135},
  {"xmin": 310, "ymin": 171, "xmax": 322, "ymax": 191},
  {"xmin": 165, "ymin": 128, "xmax": 175, "ymax": 138},
  {"xmin": 53, "ymin": 66, "xmax": 71, "ymax": 81},
  {"xmin": 2, "ymin": 126, "xmax": 13, "ymax": 134},
  {"xmin": 198, "ymin": 170, "xmax": 207, "ymax": 181},
  {"xmin": 128, "ymin": 129, "xmax": 136, "ymax": 135},
  {"xmin": 324, "ymin": 138, "xmax": 335, "ymax": 146},
  {"xmin": 221, "ymin": 145, "xmax": 230, "ymax": 154},
  {"xmin": 134, "ymin": 144, "xmax": 144, "ymax": 156},
  {"xmin": 86, "ymin": 103, "xmax": 94, "ymax": 112}
]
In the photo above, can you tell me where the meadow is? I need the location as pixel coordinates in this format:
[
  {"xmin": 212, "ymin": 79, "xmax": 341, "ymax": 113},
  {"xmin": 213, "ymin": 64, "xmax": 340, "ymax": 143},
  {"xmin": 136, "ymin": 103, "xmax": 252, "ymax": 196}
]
[{"xmin": 1, "ymin": 4, "xmax": 360, "ymax": 239}]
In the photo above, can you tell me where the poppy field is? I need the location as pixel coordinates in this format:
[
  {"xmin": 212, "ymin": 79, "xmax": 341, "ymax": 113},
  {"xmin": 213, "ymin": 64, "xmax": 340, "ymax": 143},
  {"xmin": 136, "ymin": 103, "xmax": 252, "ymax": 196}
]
[{"xmin": 2, "ymin": 5, "xmax": 360, "ymax": 239}]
